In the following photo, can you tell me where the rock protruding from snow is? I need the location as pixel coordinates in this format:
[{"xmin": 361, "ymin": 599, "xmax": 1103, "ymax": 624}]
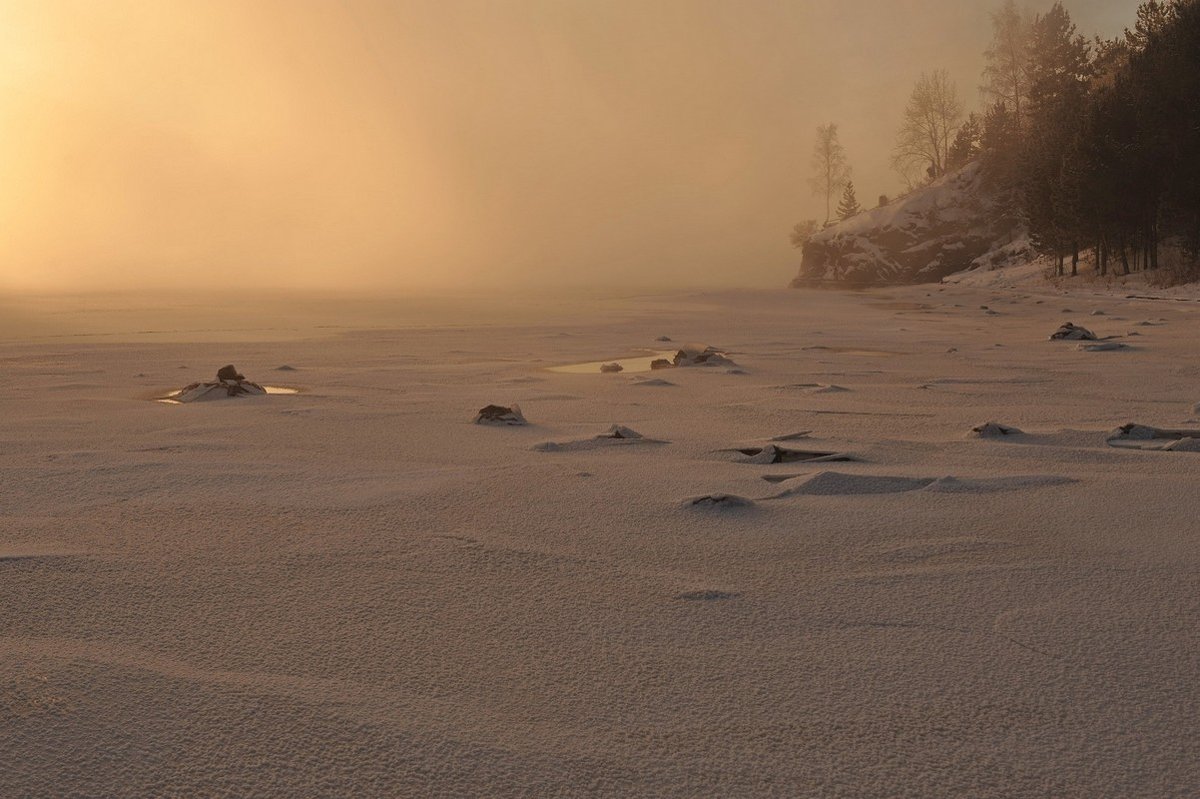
[
  {"xmin": 1049, "ymin": 322, "xmax": 1097, "ymax": 341},
  {"xmin": 172, "ymin": 364, "xmax": 267, "ymax": 402},
  {"xmin": 683, "ymin": 494, "xmax": 754, "ymax": 509},
  {"xmin": 598, "ymin": 425, "xmax": 643, "ymax": 440},
  {"xmin": 532, "ymin": 424, "xmax": 665, "ymax": 452},
  {"xmin": 1107, "ymin": 423, "xmax": 1200, "ymax": 451},
  {"xmin": 216, "ymin": 364, "xmax": 245, "ymax": 382},
  {"xmin": 970, "ymin": 421, "xmax": 1024, "ymax": 438},
  {"xmin": 599, "ymin": 362, "xmax": 623, "ymax": 373},
  {"xmin": 732, "ymin": 445, "xmax": 853, "ymax": 464},
  {"xmin": 643, "ymin": 345, "xmax": 736, "ymax": 370},
  {"xmin": 474, "ymin": 404, "xmax": 527, "ymax": 426},
  {"xmin": 672, "ymin": 346, "xmax": 734, "ymax": 367},
  {"xmin": 792, "ymin": 163, "xmax": 1028, "ymax": 286},
  {"xmin": 1111, "ymin": 423, "xmax": 1163, "ymax": 441}
]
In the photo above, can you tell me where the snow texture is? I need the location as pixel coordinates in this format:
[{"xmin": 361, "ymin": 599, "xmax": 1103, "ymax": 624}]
[{"xmin": 1, "ymin": 285, "xmax": 1198, "ymax": 797}]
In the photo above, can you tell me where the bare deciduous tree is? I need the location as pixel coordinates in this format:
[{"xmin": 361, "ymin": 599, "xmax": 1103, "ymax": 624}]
[
  {"xmin": 808, "ymin": 123, "xmax": 851, "ymax": 226},
  {"xmin": 981, "ymin": 0, "xmax": 1034, "ymax": 132},
  {"xmin": 892, "ymin": 69, "xmax": 963, "ymax": 189}
]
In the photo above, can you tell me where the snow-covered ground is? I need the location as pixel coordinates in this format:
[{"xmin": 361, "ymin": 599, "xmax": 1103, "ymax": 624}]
[{"xmin": 2, "ymin": 285, "xmax": 1198, "ymax": 797}]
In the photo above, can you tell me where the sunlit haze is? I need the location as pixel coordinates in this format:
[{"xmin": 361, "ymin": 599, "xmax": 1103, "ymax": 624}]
[{"xmin": 0, "ymin": 0, "xmax": 1129, "ymax": 292}]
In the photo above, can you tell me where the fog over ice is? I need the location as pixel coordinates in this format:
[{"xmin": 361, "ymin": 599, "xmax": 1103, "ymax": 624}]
[{"xmin": 0, "ymin": 0, "xmax": 1129, "ymax": 293}]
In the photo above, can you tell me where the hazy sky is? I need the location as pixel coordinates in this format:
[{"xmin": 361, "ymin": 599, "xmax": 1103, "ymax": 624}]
[{"xmin": 0, "ymin": 0, "xmax": 1132, "ymax": 292}]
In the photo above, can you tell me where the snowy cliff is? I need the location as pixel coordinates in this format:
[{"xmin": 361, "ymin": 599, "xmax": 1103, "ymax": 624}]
[{"xmin": 791, "ymin": 162, "xmax": 1028, "ymax": 287}]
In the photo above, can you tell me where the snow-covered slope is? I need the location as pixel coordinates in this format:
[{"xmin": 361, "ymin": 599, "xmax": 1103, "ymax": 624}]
[{"xmin": 792, "ymin": 162, "xmax": 1028, "ymax": 286}]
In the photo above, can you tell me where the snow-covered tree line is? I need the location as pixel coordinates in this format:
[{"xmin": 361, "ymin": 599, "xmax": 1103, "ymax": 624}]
[{"xmin": 792, "ymin": 1, "xmax": 1200, "ymax": 282}]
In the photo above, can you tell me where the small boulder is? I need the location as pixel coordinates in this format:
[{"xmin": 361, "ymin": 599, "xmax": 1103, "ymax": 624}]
[
  {"xmin": 474, "ymin": 404, "xmax": 527, "ymax": 426},
  {"xmin": 216, "ymin": 364, "xmax": 245, "ymax": 382},
  {"xmin": 673, "ymin": 346, "xmax": 734, "ymax": 367},
  {"xmin": 599, "ymin": 362, "xmax": 623, "ymax": 373},
  {"xmin": 1049, "ymin": 322, "xmax": 1097, "ymax": 341}
]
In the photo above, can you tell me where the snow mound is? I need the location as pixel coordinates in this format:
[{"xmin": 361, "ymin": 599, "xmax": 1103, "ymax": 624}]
[
  {"xmin": 774, "ymin": 472, "xmax": 935, "ymax": 496},
  {"xmin": 682, "ymin": 494, "xmax": 754, "ymax": 509},
  {"xmin": 925, "ymin": 475, "xmax": 1075, "ymax": 493},
  {"xmin": 969, "ymin": 421, "xmax": 1024, "ymax": 438},
  {"xmin": 777, "ymin": 383, "xmax": 849, "ymax": 393},
  {"xmin": 533, "ymin": 425, "xmax": 666, "ymax": 451},
  {"xmin": 731, "ymin": 445, "xmax": 853, "ymax": 464},
  {"xmin": 1108, "ymin": 423, "xmax": 1200, "ymax": 451},
  {"xmin": 174, "ymin": 381, "xmax": 267, "ymax": 403}
]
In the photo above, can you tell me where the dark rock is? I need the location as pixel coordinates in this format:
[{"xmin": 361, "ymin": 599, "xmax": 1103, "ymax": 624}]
[
  {"xmin": 597, "ymin": 425, "xmax": 643, "ymax": 439},
  {"xmin": 1049, "ymin": 322, "xmax": 1097, "ymax": 341},
  {"xmin": 672, "ymin": 346, "xmax": 734, "ymax": 367},
  {"xmin": 474, "ymin": 404, "xmax": 527, "ymax": 426},
  {"xmin": 731, "ymin": 445, "xmax": 853, "ymax": 464},
  {"xmin": 217, "ymin": 364, "xmax": 245, "ymax": 382},
  {"xmin": 970, "ymin": 421, "xmax": 1024, "ymax": 438}
]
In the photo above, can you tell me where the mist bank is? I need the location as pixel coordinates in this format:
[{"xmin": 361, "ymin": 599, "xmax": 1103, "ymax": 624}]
[
  {"xmin": 0, "ymin": 285, "xmax": 757, "ymax": 344},
  {"xmin": 0, "ymin": 1, "xmax": 1132, "ymax": 293}
]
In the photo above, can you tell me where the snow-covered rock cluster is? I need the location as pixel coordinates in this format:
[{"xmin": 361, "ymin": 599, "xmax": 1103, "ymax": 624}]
[
  {"xmin": 173, "ymin": 364, "xmax": 267, "ymax": 402},
  {"xmin": 792, "ymin": 162, "xmax": 1029, "ymax": 287}
]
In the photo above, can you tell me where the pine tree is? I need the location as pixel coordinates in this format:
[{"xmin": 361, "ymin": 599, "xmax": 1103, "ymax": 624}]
[
  {"xmin": 837, "ymin": 182, "xmax": 862, "ymax": 220},
  {"xmin": 1125, "ymin": 1, "xmax": 1178, "ymax": 52},
  {"xmin": 947, "ymin": 113, "xmax": 983, "ymax": 170},
  {"xmin": 1023, "ymin": 3, "xmax": 1093, "ymax": 273}
]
